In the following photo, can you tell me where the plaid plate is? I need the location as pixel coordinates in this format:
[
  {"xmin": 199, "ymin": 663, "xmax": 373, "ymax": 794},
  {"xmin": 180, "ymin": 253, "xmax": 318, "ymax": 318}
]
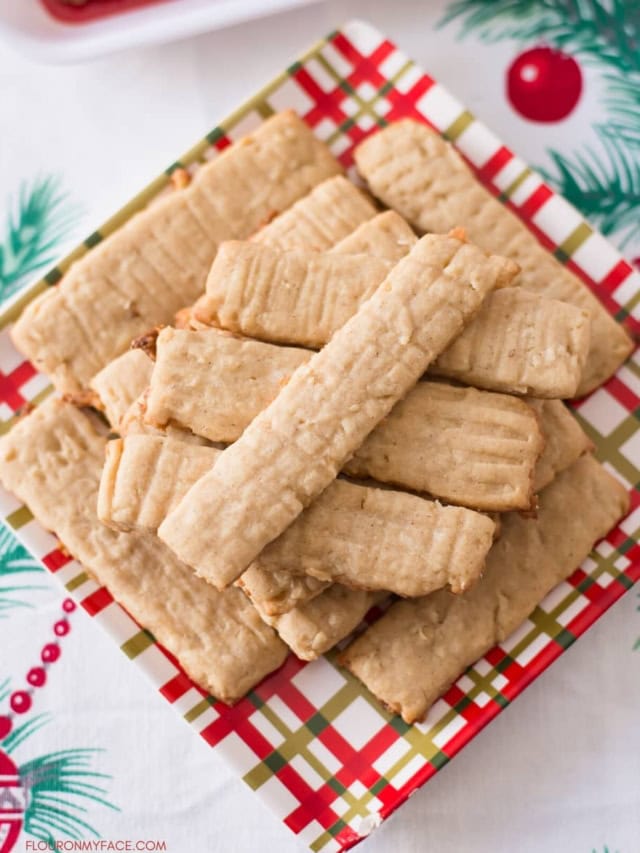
[{"xmin": 1, "ymin": 19, "xmax": 639, "ymax": 853}]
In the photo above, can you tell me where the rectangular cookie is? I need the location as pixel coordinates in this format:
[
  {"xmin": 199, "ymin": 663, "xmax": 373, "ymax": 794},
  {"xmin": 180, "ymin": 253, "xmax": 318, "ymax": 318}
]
[
  {"xmin": 147, "ymin": 328, "xmax": 544, "ymax": 511},
  {"xmin": 193, "ymin": 241, "xmax": 392, "ymax": 348},
  {"xmin": 158, "ymin": 231, "xmax": 517, "ymax": 587},
  {"xmin": 257, "ymin": 586, "xmax": 386, "ymax": 661},
  {"xmin": 431, "ymin": 288, "xmax": 591, "ymax": 398},
  {"xmin": 100, "ymin": 433, "xmax": 329, "ymax": 612},
  {"xmin": 11, "ymin": 111, "xmax": 341, "ymax": 395},
  {"xmin": 343, "ymin": 380, "xmax": 543, "ymax": 511},
  {"xmin": 254, "ymin": 478, "xmax": 496, "ymax": 597},
  {"xmin": 100, "ymin": 433, "xmax": 496, "ymax": 598},
  {"xmin": 530, "ymin": 399, "xmax": 593, "ymax": 492},
  {"xmin": 0, "ymin": 399, "xmax": 288, "ymax": 704},
  {"xmin": 355, "ymin": 120, "xmax": 633, "ymax": 394},
  {"xmin": 187, "ymin": 173, "xmax": 380, "ymax": 323},
  {"xmin": 98, "ymin": 435, "xmax": 217, "ymax": 532},
  {"xmin": 340, "ymin": 454, "xmax": 629, "ymax": 723},
  {"xmin": 252, "ymin": 174, "xmax": 377, "ymax": 250},
  {"xmin": 238, "ymin": 564, "xmax": 330, "ymax": 618},
  {"xmin": 145, "ymin": 328, "xmax": 310, "ymax": 444},
  {"xmin": 195, "ymin": 241, "xmax": 590, "ymax": 397},
  {"xmin": 330, "ymin": 210, "xmax": 418, "ymax": 261},
  {"xmin": 118, "ymin": 389, "xmax": 214, "ymax": 446},
  {"xmin": 89, "ymin": 348, "xmax": 154, "ymax": 431}
]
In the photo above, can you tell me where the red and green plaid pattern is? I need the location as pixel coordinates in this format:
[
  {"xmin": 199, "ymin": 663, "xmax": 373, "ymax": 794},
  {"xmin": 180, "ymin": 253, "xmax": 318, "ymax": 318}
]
[{"xmin": 0, "ymin": 19, "xmax": 638, "ymax": 852}]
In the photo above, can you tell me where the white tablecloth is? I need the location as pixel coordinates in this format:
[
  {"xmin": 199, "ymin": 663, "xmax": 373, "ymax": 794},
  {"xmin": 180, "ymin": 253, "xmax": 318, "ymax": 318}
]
[{"xmin": 1, "ymin": 2, "xmax": 639, "ymax": 851}]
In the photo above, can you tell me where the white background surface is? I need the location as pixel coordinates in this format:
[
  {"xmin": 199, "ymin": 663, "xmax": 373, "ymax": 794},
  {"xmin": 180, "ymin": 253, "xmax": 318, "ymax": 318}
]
[{"xmin": 1, "ymin": 2, "xmax": 639, "ymax": 851}]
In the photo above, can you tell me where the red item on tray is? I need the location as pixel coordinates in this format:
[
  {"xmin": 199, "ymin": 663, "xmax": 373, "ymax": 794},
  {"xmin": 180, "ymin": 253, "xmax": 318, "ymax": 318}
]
[{"xmin": 41, "ymin": 0, "xmax": 164, "ymax": 24}]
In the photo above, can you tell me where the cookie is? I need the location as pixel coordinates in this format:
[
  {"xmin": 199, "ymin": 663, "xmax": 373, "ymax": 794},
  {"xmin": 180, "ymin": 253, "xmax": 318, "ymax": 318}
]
[
  {"xmin": 330, "ymin": 210, "xmax": 417, "ymax": 261},
  {"xmin": 255, "ymin": 478, "xmax": 496, "ymax": 597},
  {"xmin": 194, "ymin": 241, "xmax": 392, "ymax": 348},
  {"xmin": 237, "ymin": 565, "xmax": 330, "ymax": 617},
  {"xmin": 431, "ymin": 288, "xmax": 591, "ymax": 398},
  {"xmin": 0, "ymin": 399, "xmax": 288, "ymax": 704},
  {"xmin": 98, "ymin": 435, "xmax": 216, "ymax": 532},
  {"xmin": 344, "ymin": 380, "xmax": 543, "ymax": 511},
  {"xmin": 89, "ymin": 348, "xmax": 154, "ymax": 431},
  {"xmin": 158, "ymin": 231, "xmax": 517, "ymax": 588},
  {"xmin": 146, "ymin": 328, "xmax": 544, "ymax": 511},
  {"xmin": 11, "ymin": 111, "xmax": 341, "ymax": 395},
  {"xmin": 530, "ymin": 399, "xmax": 594, "ymax": 491},
  {"xmin": 355, "ymin": 120, "xmax": 632, "ymax": 395},
  {"xmin": 252, "ymin": 174, "xmax": 376, "ymax": 250},
  {"xmin": 145, "ymin": 327, "xmax": 309, "ymax": 443},
  {"xmin": 340, "ymin": 455, "xmax": 629, "ymax": 723},
  {"xmin": 260, "ymin": 586, "xmax": 386, "ymax": 661},
  {"xmin": 100, "ymin": 433, "xmax": 495, "ymax": 598}
]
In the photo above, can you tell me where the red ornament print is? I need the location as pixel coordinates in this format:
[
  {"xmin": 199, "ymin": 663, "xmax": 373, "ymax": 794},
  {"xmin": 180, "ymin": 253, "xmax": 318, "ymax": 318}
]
[
  {"xmin": 0, "ymin": 717, "xmax": 11, "ymax": 740},
  {"xmin": 0, "ymin": 749, "xmax": 25, "ymax": 853},
  {"xmin": 507, "ymin": 46, "xmax": 582, "ymax": 122}
]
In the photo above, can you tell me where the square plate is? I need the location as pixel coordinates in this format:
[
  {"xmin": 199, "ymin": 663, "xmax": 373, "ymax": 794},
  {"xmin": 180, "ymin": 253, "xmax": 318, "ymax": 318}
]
[{"xmin": 1, "ymin": 18, "xmax": 639, "ymax": 853}]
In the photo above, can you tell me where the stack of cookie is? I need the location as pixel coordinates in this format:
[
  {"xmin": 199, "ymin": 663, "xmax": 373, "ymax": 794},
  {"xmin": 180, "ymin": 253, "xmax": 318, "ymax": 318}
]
[{"xmin": 0, "ymin": 111, "xmax": 631, "ymax": 723}]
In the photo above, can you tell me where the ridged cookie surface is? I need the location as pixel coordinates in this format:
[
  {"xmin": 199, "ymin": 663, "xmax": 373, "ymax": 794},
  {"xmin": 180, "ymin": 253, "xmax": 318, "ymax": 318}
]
[
  {"xmin": 341, "ymin": 455, "xmax": 629, "ymax": 723},
  {"xmin": 0, "ymin": 400, "xmax": 288, "ymax": 704},
  {"xmin": 146, "ymin": 328, "xmax": 544, "ymax": 511},
  {"xmin": 158, "ymin": 232, "xmax": 517, "ymax": 587},
  {"xmin": 12, "ymin": 111, "xmax": 340, "ymax": 394},
  {"xmin": 355, "ymin": 120, "xmax": 632, "ymax": 395}
]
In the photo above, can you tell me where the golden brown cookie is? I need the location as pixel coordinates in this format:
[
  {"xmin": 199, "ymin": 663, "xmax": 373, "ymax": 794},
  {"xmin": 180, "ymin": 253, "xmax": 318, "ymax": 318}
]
[
  {"xmin": 12, "ymin": 111, "xmax": 341, "ymax": 395},
  {"xmin": 0, "ymin": 400, "xmax": 288, "ymax": 704},
  {"xmin": 158, "ymin": 231, "xmax": 517, "ymax": 588},
  {"xmin": 340, "ymin": 455, "xmax": 629, "ymax": 723},
  {"xmin": 355, "ymin": 120, "xmax": 632, "ymax": 395}
]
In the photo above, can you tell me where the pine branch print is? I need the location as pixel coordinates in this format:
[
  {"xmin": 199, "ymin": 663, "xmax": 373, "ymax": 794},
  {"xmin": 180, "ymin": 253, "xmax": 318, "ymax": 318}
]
[
  {"xmin": 0, "ymin": 175, "xmax": 80, "ymax": 302},
  {"xmin": 0, "ymin": 524, "xmax": 46, "ymax": 617},
  {"xmin": 20, "ymin": 750, "xmax": 118, "ymax": 845},
  {"xmin": 442, "ymin": 0, "xmax": 640, "ymax": 75},
  {"xmin": 1, "ymin": 677, "xmax": 118, "ymax": 846},
  {"xmin": 542, "ymin": 125, "xmax": 640, "ymax": 247},
  {"xmin": 604, "ymin": 74, "xmax": 640, "ymax": 146},
  {"xmin": 2, "ymin": 714, "xmax": 51, "ymax": 755}
]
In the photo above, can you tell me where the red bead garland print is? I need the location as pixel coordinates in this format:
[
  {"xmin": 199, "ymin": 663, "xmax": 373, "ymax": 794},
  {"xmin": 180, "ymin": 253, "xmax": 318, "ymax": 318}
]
[
  {"xmin": 41, "ymin": 643, "xmax": 61, "ymax": 664},
  {"xmin": 507, "ymin": 46, "xmax": 583, "ymax": 122},
  {"xmin": 0, "ymin": 598, "xmax": 75, "ymax": 739},
  {"xmin": 26, "ymin": 668, "xmax": 46, "ymax": 688}
]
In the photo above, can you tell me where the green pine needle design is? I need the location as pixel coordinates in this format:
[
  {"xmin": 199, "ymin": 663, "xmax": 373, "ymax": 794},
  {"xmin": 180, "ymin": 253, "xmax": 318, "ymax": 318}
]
[
  {"xmin": 0, "ymin": 523, "xmax": 45, "ymax": 616},
  {"xmin": 19, "ymin": 750, "xmax": 118, "ymax": 845},
  {"xmin": 441, "ymin": 0, "xmax": 640, "ymax": 76},
  {"xmin": 604, "ymin": 73, "xmax": 640, "ymax": 146},
  {"xmin": 0, "ymin": 678, "xmax": 119, "ymax": 844},
  {"xmin": 542, "ymin": 126, "xmax": 640, "ymax": 247},
  {"xmin": 2, "ymin": 714, "xmax": 51, "ymax": 755},
  {"xmin": 0, "ymin": 175, "xmax": 79, "ymax": 302}
]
